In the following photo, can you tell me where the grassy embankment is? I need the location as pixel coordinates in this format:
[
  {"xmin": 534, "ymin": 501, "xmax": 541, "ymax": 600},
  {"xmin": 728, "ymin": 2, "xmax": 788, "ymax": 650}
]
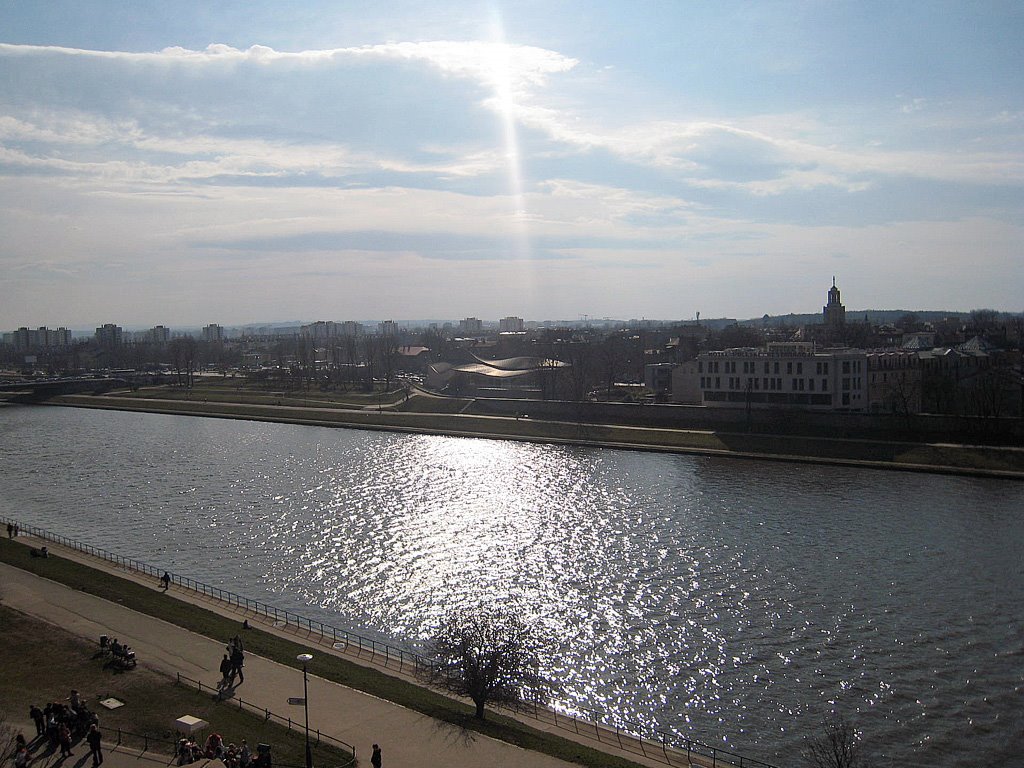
[
  {"xmin": 0, "ymin": 539, "xmax": 648, "ymax": 768},
  {"xmin": 52, "ymin": 385, "xmax": 1024, "ymax": 477}
]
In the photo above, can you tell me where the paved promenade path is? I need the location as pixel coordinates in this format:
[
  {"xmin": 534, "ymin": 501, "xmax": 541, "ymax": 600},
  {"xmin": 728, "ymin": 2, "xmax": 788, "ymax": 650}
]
[{"xmin": 0, "ymin": 560, "xmax": 581, "ymax": 768}]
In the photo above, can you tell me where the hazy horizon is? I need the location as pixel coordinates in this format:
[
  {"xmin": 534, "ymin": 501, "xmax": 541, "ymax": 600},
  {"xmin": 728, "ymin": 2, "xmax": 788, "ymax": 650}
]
[{"xmin": 2, "ymin": 2, "xmax": 1022, "ymax": 328}]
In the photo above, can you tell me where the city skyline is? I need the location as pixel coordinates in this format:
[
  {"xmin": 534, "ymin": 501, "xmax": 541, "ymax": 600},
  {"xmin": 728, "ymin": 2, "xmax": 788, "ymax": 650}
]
[{"xmin": 2, "ymin": 1, "xmax": 1022, "ymax": 329}]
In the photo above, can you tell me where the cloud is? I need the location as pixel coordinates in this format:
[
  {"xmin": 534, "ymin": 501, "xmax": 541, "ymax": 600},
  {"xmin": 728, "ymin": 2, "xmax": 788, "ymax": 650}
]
[{"xmin": 0, "ymin": 41, "xmax": 578, "ymax": 94}]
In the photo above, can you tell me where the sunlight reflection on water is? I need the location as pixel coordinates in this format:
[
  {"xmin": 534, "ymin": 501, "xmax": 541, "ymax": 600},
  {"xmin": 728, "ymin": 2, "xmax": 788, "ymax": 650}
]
[{"xmin": 2, "ymin": 406, "xmax": 1023, "ymax": 767}]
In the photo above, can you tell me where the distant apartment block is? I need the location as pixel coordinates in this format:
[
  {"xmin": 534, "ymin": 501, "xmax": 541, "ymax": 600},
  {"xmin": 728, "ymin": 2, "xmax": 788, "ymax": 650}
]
[
  {"xmin": 499, "ymin": 316, "xmax": 525, "ymax": 333},
  {"xmin": 10, "ymin": 326, "xmax": 72, "ymax": 351},
  {"xmin": 95, "ymin": 323, "xmax": 123, "ymax": 347},
  {"xmin": 202, "ymin": 323, "xmax": 224, "ymax": 342},
  {"xmin": 674, "ymin": 342, "xmax": 868, "ymax": 411},
  {"xmin": 301, "ymin": 320, "xmax": 340, "ymax": 342},
  {"xmin": 459, "ymin": 317, "xmax": 484, "ymax": 335},
  {"xmin": 378, "ymin": 320, "xmax": 398, "ymax": 337},
  {"xmin": 340, "ymin": 321, "xmax": 363, "ymax": 337},
  {"xmin": 146, "ymin": 325, "xmax": 170, "ymax": 344}
]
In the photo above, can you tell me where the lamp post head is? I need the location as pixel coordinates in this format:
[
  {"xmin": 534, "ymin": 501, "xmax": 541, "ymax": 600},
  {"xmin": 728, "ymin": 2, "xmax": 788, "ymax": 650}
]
[{"xmin": 296, "ymin": 653, "xmax": 313, "ymax": 664}]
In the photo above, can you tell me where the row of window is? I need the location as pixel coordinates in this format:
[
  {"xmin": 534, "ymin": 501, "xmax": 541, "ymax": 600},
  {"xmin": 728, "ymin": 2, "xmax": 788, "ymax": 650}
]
[
  {"xmin": 699, "ymin": 359, "xmax": 836, "ymax": 376},
  {"xmin": 701, "ymin": 376, "xmax": 835, "ymax": 392}
]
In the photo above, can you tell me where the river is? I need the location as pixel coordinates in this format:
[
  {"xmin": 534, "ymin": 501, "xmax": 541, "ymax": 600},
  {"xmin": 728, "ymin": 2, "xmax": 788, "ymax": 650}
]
[{"xmin": 0, "ymin": 404, "xmax": 1021, "ymax": 766}]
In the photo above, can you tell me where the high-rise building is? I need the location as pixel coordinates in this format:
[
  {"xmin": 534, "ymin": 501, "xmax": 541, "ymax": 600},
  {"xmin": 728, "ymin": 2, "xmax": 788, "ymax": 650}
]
[
  {"xmin": 147, "ymin": 325, "xmax": 170, "ymax": 344},
  {"xmin": 499, "ymin": 316, "xmax": 525, "ymax": 333},
  {"xmin": 378, "ymin": 320, "xmax": 398, "ymax": 337},
  {"xmin": 202, "ymin": 323, "xmax": 224, "ymax": 342},
  {"xmin": 95, "ymin": 323, "xmax": 123, "ymax": 347},
  {"xmin": 459, "ymin": 317, "xmax": 484, "ymax": 334}
]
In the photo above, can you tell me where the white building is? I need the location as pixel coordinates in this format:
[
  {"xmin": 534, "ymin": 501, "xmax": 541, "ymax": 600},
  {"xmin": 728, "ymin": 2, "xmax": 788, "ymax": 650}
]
[
  {"xmin": 201, "ymin": 323, "xmax": 224, "ymax": 343},
  {"xmin": 674, "ymin": 343, "xmax": 868, "ymax": 411}
]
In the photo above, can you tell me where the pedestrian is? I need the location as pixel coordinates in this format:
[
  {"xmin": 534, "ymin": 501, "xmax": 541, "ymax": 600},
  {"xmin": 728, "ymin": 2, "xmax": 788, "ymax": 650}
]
[
  {"xmin": 14, "ymin": 747, "xmax": 28, "ymax": 768},
  {"xmin": 30, "ymin": 704, "xmax": 45, "ymax": 736},
  {"xmin": 6, "ymin": 522, "xmax": 12, "ymax": 538},
  {"xmin": 231, "ymin": 645, "xmax": 245, "ymax": 684},
  {"xmin": 160, "ymin": 571, "xmax": 171, "ymax": 591},
  {"xmin": 239, "ymin": 739, "xmax": 251, "ymax": 768},
  {"xmin": 218, "ymin": 653, "xmax": 234, "ymax": 690},
  {"xmin": 58, "ymin": 722, "xmax": 73, "ymax": 757},
  {"xmin": 370, "ymin": 743, "xmax": 381, "ymax": 768},
  {"xmin": 13, "ymin": 524, "xmax": 18, "ymax": 537},
  {"xmin": 86, "ymin": 724, "xmax": 103, "ymax": 766}
]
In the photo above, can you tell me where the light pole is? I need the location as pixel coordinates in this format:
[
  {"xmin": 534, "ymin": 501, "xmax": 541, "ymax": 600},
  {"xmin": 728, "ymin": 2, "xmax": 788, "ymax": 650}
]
[{"xmin": 296, "ymin": 653, "xmax": 313, "ymax": 768}]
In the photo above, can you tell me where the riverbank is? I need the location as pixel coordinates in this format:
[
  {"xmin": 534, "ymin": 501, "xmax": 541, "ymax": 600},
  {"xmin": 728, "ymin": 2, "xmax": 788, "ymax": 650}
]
[{"xmin": 44, "ymin": 392, "xmax": 1024, "ymax": 479}]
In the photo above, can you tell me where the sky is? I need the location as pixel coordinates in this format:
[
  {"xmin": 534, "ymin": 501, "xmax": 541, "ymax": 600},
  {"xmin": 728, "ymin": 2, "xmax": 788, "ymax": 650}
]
[{"xmin": 1, "ymin": 1, "xmax": 1022, "ymax": 329}]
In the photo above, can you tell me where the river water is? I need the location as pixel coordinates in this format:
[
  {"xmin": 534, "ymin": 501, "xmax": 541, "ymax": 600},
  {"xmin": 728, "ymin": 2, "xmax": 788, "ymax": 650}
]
[{"xmin": 0, "ymin": 404, "xmax": 1021, "ymax": 766}]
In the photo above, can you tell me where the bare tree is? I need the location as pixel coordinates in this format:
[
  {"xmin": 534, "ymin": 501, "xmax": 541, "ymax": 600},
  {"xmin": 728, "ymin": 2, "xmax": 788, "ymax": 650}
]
[
  {"xmin": 169, "ymin": 336, "xmax": 197, "ymax": 388},
  {"xmin": 420, "ymin": 608, "xmax": 549, "ymax": 720},
  {"xmin": 801, "ymin": 715, "xmax": 863, "ymax": 768}
]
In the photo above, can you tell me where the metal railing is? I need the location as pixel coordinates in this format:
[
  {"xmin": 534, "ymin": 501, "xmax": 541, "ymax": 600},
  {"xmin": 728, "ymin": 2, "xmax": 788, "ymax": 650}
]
[
  {"xmin": 1, "ymin": 516, "xmax": 780, "ymax": 768},
  {"xmin": 175, "ymin": 672, "xmax": 356, "ymax": 760}
]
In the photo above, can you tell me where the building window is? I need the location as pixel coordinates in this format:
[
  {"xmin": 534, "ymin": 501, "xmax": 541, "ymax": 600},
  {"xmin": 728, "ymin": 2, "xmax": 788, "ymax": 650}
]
[
  {"xmin": 842, "ymin": 378, "xmax": 850, "ymax": 391},
  {"xmin": 791, "ymin": 378, "xmax": 798, "ymax": 390},
  {"xmin": 787, "ymin": 362, "xmax": 793, "ymax": 375},
  {"xmin": 715, "ymin": 377, "xmax": 720, "ymax": 388},
  {"xmin": 822, "ymin": 379, "xmax": 828, "ymax": 391},
  {"xmin": 799, "ymin": 378, "xmax": 805, "ymax": 391},
  {"xmin": 823, "ymin": 362, "xmax": 829, "ymax": 374},
  {"xmin": 809, "ymin": 378, "xmax": 815, "ymax": 391},
  {"xmin": 842, "ymin": 360, "xmax": 850, "ymax": 374},
  {"xmin": 774, "ymin": 362, "xmax": 780, "ymax": 374},
  {"xmin": 842, "ymin": 392, "xmax": 850, "ymax": 406},
  {"xmin": 797, "ymin": 362, "xmax": 803, "ymax": 374}
]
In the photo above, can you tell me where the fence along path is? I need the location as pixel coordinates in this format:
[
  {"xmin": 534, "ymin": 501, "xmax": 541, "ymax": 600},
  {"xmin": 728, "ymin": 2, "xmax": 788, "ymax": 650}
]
[{"xmin": 2, "ymin": 516, "xmax": 779, "ymax": 768}]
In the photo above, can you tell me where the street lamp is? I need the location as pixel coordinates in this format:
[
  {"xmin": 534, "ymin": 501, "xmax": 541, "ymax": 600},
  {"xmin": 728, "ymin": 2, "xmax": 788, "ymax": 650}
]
[{"xmin": 296, "ymin": 653, "xmax": 313, "ymax": 768}]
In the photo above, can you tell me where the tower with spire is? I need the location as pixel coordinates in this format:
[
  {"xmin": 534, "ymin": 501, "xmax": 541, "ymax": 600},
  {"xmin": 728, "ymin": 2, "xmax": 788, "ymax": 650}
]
[{"xmin": 823, "ymin": 277, "xmax": 846, "ymax": 327}]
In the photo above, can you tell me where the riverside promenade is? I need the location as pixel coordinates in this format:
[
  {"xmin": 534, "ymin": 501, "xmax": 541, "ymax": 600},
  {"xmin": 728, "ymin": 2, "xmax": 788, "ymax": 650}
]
[
  {"xmin": 0, "ymin": 557, "xmax": 576, "ymax": 768},
  {"xmin": 0, "ymin": 535, "xmax": 738, "ymax": 768}
]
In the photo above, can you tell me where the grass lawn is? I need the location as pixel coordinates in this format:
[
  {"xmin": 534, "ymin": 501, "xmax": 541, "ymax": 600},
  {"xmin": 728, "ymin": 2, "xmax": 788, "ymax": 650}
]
[
  {"xmin": 0, "ymin": 539, "xmax": 646, "ymax": 768},
  {"xmin": 0, "ymin": 604, "xmax": 353, "ymax": 768}
]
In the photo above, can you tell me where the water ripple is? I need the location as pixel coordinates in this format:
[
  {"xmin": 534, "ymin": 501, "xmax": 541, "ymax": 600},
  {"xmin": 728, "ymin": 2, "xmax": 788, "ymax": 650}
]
[{"xmin": 1, "ymin": 405, "xmax": 1022, "ymax": 767}]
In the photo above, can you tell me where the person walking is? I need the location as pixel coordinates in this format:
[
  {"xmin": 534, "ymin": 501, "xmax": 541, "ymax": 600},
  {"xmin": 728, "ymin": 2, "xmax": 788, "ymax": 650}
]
[
  {"xmin": 6, "ymin": 522, "xmax": 12, "ymax": 538},
  {"xmin": 86, "ymin": 724, "xmax": 103, "ymax": 766},
  {"xmin": 160, "ymin": 572, "xmax": 171, "ymax": 591},
  {"xmin": 370, "ymin": 743, "xmax": 382, "ymax": 768},
  {"xmin": 230, "ymin": 645, "xmax": 245, "ymax": 684},
  {"xmin": 218, "ymin": 653, "xmax": 234, "ymax": 690}
]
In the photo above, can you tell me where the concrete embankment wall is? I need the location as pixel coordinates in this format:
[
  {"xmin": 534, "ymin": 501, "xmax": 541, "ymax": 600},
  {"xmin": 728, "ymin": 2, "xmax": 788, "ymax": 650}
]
[{"xmin": 465, "ymin": 397, "xmax": 1024, "ymax": 445}]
